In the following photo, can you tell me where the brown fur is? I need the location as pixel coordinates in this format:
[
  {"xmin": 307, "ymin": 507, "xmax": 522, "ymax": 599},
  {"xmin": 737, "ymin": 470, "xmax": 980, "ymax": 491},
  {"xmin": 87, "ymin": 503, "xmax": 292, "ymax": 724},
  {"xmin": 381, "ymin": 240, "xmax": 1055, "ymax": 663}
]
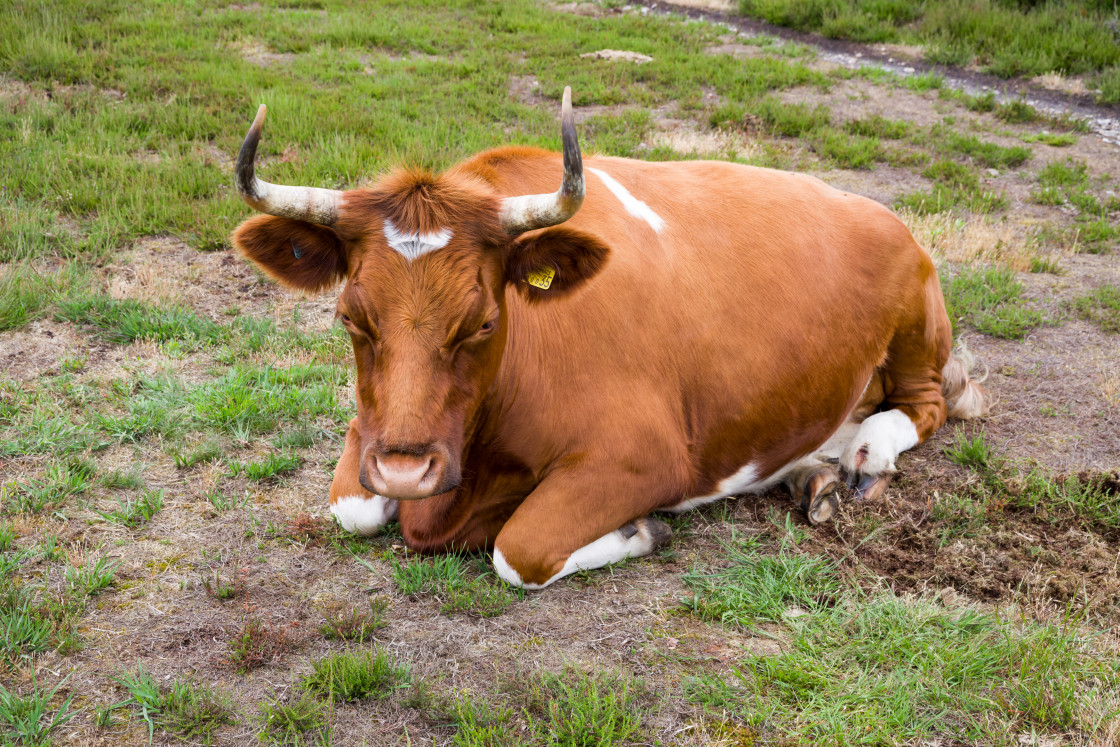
[{"xmin": 234, "ymin": 147, "xmax": 987, "ymax": 587}]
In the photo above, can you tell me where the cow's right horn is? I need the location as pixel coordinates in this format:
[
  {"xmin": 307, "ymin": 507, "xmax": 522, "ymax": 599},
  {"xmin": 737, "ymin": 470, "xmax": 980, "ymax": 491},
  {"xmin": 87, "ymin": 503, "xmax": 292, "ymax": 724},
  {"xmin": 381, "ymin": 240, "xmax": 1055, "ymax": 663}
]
[
  {"xmin": 235, "ymin": 105, "xmax": 343, "ymax": 226},
  {"xmin": 499, "ymin": 86, "xmax": 585, "ymax": 235}
]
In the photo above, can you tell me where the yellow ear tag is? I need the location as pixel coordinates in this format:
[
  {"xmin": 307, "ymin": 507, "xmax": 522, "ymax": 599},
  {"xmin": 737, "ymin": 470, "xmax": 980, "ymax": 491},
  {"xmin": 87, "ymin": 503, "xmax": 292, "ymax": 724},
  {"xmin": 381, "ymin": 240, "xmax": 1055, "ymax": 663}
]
[{"xmin": 524, "ymin": 267, "xmax": 556, "ymax": 290}]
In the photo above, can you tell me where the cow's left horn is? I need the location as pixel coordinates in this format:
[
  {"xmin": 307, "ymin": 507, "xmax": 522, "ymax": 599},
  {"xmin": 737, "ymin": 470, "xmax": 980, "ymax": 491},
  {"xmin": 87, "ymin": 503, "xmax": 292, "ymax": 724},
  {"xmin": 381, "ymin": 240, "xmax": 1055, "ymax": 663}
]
[
  {"xmin": 499, "ymin": 86, "xmax": 585, "ymax": 235},
  {"xmin": 236, "ymin": 104, "xmax": 343, "ymax": 226}
]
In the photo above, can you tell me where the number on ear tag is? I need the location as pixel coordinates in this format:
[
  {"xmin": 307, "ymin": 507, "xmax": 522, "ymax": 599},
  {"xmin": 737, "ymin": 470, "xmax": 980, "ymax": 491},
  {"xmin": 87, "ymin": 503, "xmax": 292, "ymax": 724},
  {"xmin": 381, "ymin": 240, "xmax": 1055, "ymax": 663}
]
[{"xmin": 524, "ymin": 267, "xmax": 556, "ymax": 290}]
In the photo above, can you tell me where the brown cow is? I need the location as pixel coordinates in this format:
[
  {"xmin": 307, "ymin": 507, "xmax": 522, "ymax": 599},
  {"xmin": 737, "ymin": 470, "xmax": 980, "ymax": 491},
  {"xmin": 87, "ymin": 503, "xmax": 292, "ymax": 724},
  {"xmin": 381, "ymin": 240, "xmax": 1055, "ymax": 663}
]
[{"xmin": 231, "ymin": 89, "xmax": 986, "ymax": 589}]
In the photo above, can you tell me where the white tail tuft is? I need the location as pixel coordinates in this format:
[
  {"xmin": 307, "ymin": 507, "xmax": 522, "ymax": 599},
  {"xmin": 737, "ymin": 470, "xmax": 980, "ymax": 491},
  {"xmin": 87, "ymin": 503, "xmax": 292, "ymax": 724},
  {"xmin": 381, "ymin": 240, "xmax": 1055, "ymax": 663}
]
[{"xmin": 942, "ymin": 339, "xmax": 989, "ymax": 419}]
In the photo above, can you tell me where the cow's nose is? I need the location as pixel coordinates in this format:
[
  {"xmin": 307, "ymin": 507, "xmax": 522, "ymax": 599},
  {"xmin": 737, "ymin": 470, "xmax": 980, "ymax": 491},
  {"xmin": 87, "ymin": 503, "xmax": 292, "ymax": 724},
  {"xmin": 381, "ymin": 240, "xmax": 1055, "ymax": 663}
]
[{"xmin": 361, "ymin": 446, "xmax": 447, "ymax": 500}]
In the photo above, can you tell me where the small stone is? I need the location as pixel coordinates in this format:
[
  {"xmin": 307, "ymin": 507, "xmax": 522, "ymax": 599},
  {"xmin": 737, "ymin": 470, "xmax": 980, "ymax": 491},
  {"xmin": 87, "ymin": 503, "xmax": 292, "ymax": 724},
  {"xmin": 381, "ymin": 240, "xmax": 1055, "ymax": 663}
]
[
  {"xmin": 784, "ymin": 606, "xmax": 810, "ymax": 618},
  {"xmin": 580, "ymin": 49, "xmax": 653, "ymax": 64},
  {"xmin": 986, "ymin": 168, "xmax": 999, "ymax": 177}
]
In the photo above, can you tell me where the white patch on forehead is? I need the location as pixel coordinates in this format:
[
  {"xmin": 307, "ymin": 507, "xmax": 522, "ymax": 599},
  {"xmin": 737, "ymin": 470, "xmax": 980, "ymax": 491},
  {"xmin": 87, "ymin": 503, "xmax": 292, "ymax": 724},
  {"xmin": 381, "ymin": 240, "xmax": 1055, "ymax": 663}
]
[
  {"xmin": 382, "ymin": 219, "xmax": 453, "ymax": 261},
  {"xmin": 588, "ymin": 167, "xmax": 666, "ymax": 233}
]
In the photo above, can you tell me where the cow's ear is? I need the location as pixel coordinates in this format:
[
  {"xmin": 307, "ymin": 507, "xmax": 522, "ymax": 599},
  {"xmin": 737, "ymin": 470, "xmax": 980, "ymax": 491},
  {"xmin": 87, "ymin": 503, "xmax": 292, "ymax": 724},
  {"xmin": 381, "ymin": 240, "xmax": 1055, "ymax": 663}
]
[
  {"xmin": 504, "ymin": 227, "xmax": 610, "ymax": 301},
  {"xmin": 232, "ymin": 215, "xmax": 347, "ymax": 292}
]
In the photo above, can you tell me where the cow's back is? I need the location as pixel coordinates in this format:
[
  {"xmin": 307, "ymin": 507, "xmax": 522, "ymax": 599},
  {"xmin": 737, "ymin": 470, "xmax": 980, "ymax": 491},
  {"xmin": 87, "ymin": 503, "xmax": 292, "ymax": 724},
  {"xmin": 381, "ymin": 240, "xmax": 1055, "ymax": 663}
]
[{"xmin": 466, "ymin": 149, "xmax": 938, "ymax": 497}]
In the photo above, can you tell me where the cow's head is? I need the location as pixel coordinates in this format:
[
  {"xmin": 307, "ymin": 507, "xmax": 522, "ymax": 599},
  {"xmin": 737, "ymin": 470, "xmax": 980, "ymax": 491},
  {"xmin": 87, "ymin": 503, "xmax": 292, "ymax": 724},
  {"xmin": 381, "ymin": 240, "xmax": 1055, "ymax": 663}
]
[{"xmin": 230, "ymin": 89, "xmax": 608, "ymax": 500}]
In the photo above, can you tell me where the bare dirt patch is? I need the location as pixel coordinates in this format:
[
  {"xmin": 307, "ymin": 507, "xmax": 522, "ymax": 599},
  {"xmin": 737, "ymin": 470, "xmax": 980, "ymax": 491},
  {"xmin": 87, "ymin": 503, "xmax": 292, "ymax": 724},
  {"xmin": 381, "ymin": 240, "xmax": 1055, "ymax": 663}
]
[
  {"xmin": 109, "ymin": 236, "xmax": 338, "ymax": 331},
  {"xmin": 233, "ymin": 39, "xmax": 298, "ymax": 68}
]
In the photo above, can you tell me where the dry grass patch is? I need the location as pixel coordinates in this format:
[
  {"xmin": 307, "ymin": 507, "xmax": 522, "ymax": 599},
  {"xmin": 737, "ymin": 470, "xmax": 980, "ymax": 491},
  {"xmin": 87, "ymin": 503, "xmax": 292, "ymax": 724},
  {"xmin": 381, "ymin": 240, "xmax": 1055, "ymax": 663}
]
[
  {"xmin": 652, "ymin": 127, "xmax": 762, "ymax": 160},
  {"xmin": 900, "ymin": 210, "xmax": 1043, "ymax": 270}
]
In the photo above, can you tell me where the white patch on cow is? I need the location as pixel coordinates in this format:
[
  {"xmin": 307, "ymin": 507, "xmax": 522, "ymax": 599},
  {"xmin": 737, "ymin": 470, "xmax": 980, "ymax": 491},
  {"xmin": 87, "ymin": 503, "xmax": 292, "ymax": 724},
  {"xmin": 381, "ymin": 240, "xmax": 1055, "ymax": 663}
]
[
  {"xmin": 493, "ymin": 525, "xmax": 660, "ymax": 590},
  {"xmin": 588, "ymin": 167, "xmax": 666, "ymax": 233},
  {"xmin": 330, "ymin": 494, "xmax": 399, "ymax": 536},
  {"xmin": 665, "ymin": 463, "xmax": 764, "ymax": 513},
  {"xmin": 382, "ymin": 219, "xmax": 453, "ymax": 261},
  {"xmin": 840, "ymin": 409, "xmax": 919, "ymax": 476}
]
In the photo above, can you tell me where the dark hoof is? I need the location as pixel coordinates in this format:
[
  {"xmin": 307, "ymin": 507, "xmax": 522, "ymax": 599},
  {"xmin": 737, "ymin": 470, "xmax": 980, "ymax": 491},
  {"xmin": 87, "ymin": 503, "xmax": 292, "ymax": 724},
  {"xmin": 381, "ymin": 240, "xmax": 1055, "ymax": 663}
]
[
  {"xmin": 806, "ymin": 487, "xmax": 840, "ymax": 525},
  {"xmin": 632, "ymin": 517, "xmax": 673, "ymax": 550},
  {"xmin": 853, "ymin": 473, "xmax": 892, "ymax": 502},
  {"xmin": 788, "ymin": 465, "xmax": 842, "ymax": 525}
]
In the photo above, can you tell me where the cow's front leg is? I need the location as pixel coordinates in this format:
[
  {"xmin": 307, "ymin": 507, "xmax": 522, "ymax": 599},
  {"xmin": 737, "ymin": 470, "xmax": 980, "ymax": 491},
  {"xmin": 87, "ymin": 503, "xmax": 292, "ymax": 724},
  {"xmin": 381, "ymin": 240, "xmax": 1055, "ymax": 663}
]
[
  {"xmin": 491, "ymin": 467, "xmax": 675, "ymax": 589},
  {"xmin": 329, "ymin": 419, "xmax": 398, "ymax": 536}
]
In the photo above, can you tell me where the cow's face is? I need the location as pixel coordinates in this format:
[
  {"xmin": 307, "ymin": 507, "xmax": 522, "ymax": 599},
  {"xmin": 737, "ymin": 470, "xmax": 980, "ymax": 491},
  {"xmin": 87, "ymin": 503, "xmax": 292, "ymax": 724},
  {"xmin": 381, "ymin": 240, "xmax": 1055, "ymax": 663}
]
[{"xmin": 232, "ymin": 161, "xmax": 608, "ymax": 500}]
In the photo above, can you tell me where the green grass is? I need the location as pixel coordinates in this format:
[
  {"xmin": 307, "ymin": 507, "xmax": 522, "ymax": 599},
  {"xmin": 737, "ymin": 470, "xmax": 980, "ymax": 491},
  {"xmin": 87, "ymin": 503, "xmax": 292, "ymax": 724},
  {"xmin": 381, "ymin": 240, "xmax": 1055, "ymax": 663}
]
[
  {"xmin": 2, "ymin": 457, "xmax": 95, "ymax": 514},
  {"xmin": 941, "ymin": 265, "xmax": 1044, "ymax": 339},
  {"xmin": 528, "ymin": 669, "xmax": 644, "ymax": 747},
  {"xmin": 734, "ymin": 0, "xmax": 1120, "ymax": 79},
  {"xmin": 302, "ymin": 646, "xmax": 411, "ymax": 702},
  {"xmin": 1023, "ymin": 132, "xmax": 1077, "ymax": 147},
  {"xmin": 0, "ymin": 675, "xmax": 77, "ymax": 747},
  {"xmin": 111, "ymin": 666, "xmax": 236, "ymax": 745},
  {"xmin": 934, "ymin": 129, "xmax": 1031, "ymax": 170},
  {"xmin": 945, "ymin": 428, "xmax": 1120, "ymax": 531},
  {"xmin": 64, "ymin": 555, "xmax": 118, "ymax": 597},
  {"xmin": 95, "ymin": 488, "xmax": 163, "ymax": 528},
  {"xmin": 55, "ymin": 294, "xmax": 225, "ymax": 348},
  {"xmin": 388, "ymin": 552, "xmax": 516, "ymax": 618},
  {"xmin": 1031, "ymin": 158, "xmax": 1118, "ymax": 253},
  {"xmin": 897, "ymin": 158, "xmax": 1008, "ymax": 216},
  {"xmin": 259, "ymin": 692, "xmax": 332, "ymax": 746},
  {"xmin": 0, "ymin": 262, "xmax": 84, "ymax": 332},
  {"xmin": 686, "ymin": 593, "xmax": 1119, "ymax": 743},
  {"xmin": 1072, "ymin": 284, "xmax": 1120, "ymax": 334},
  {"xmin": 681, "ymin": 535, "xmax": 842, "ymax": 628}
]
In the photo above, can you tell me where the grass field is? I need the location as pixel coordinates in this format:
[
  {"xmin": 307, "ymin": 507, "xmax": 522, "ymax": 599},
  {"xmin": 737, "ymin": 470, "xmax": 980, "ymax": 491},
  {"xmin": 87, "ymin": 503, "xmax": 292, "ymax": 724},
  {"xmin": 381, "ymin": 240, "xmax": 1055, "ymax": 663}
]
[
  {"xmin": 1, "ymin": 0, "xmax": 1118, "ymax": 744},
  {"xmin": 732, "ymin": 0, "xmax": 1120, "ymax": 102}
]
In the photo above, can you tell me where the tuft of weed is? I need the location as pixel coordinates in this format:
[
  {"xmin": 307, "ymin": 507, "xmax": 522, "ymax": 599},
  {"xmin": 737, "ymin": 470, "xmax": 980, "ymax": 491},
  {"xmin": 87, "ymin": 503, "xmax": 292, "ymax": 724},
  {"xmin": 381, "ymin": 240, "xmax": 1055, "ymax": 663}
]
[
  {"xmin": 233, "ymin": 455, "xmax": 298, "ymax": 482},
  {"xmin": 943, "ymin": 428, "xmax": 999, "ymax": 474},
  {"xmin": 201, "ymin": 570, "xmax": 245, "ymax": 602},
  {"xmin": 205, "ymin": 489, "xmax": 249, "ymax": 514},
  {"xmin": 302, "ymin": 646, "xmax": 411, "ymax": 702},
  {"xmin": 2, "ymin": 457, "xmax": 95, "ymax": 514},
  {"xmin": 1071, "ymin": 284, "xmax": 1120, "ymax": 334},
  {"xmin": 0, "ymin": 675, "xmax": 77, "ymax": 747},
  {"xmin": 111, "ymin": 666, "xmax": 235, "ymax": 744},
  {"xmin": 227, "ymin": 616, "xmax": 295, "ymax": 673},
  {"xmin": 755, "ymin": 97, "xmax": 831, "ymax": 138},
  {"xmin": 995, "ymin": 99, "xmax": 1038, "ymax": 124},
  {"xmin": 170, "ymin": 440, "xmax": 223, "ymax": 469},
  {"xmin": 526, "ymin": 668, "xmax": 644, "ymax": 747},
  {"xmin": 65, "ymin": 555, "xmax": 118, "ymax": 597},
  {"xmin": 259, "ymin": 691, "xmax": 331, "ymax": 746},
  {"xmin": 897, "ymin": 159, "xmax": 1008, "ymax": 216},
  {"xmin": 319, "ymin": 596, "xmax": 390, "ymax": 643},
  {"xmin": 1022, "ymin": 132, "xmax": 1077, "ymax": 147},
  {"xmin": 95, "ymin": 488, "xmax": 164, "ymax": 528},
  {"xmin": 844, "ymin": 114, "xmax": 911, "ymax": 140}
]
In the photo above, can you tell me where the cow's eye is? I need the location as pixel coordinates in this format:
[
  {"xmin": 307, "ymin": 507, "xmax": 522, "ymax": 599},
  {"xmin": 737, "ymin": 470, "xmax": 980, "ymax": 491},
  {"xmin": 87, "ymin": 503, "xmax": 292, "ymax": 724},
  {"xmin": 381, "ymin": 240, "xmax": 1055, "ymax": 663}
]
[
  {"xmin": 479, "ymin": 320, "xmax": 495, "ymax": 334},
  {"xmin": 340, "ymin": 313, "xmax": 352, "ymax": 325}
]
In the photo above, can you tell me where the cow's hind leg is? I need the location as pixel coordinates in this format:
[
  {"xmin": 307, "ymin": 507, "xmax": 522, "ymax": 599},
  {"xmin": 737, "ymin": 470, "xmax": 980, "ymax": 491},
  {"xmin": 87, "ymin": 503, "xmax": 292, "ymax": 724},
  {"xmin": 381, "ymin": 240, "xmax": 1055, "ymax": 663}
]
[
  {"xmin": 839, "ymin": 282, "xmax": 986, "ymax": 499},
  {"xmin": 329, "ymin": 419, "xmax": 399, "ymax": 535}
]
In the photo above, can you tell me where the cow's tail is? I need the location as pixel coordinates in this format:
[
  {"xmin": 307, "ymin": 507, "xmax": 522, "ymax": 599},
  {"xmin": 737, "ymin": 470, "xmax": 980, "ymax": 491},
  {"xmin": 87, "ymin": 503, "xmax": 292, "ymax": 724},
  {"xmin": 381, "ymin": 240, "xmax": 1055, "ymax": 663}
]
[{"xmin": 942, "ymin": 339, "xmax": 989, "ymax": 420}]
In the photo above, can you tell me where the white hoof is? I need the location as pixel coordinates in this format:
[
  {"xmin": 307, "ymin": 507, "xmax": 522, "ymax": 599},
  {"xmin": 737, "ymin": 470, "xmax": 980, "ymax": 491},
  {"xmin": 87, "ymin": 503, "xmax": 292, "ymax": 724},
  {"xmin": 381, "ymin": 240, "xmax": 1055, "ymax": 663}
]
[{"xmin": 330, "ymin": 494, "xmax": 398, "ymax": 536}]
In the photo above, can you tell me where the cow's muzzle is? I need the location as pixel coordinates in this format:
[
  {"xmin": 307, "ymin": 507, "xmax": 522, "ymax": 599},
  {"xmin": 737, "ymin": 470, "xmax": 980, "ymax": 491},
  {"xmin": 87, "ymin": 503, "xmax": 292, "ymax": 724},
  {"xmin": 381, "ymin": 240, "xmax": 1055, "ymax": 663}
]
[{"xmin": 359, "ymin": 442, "xmax": 458, "ymax": 500}]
